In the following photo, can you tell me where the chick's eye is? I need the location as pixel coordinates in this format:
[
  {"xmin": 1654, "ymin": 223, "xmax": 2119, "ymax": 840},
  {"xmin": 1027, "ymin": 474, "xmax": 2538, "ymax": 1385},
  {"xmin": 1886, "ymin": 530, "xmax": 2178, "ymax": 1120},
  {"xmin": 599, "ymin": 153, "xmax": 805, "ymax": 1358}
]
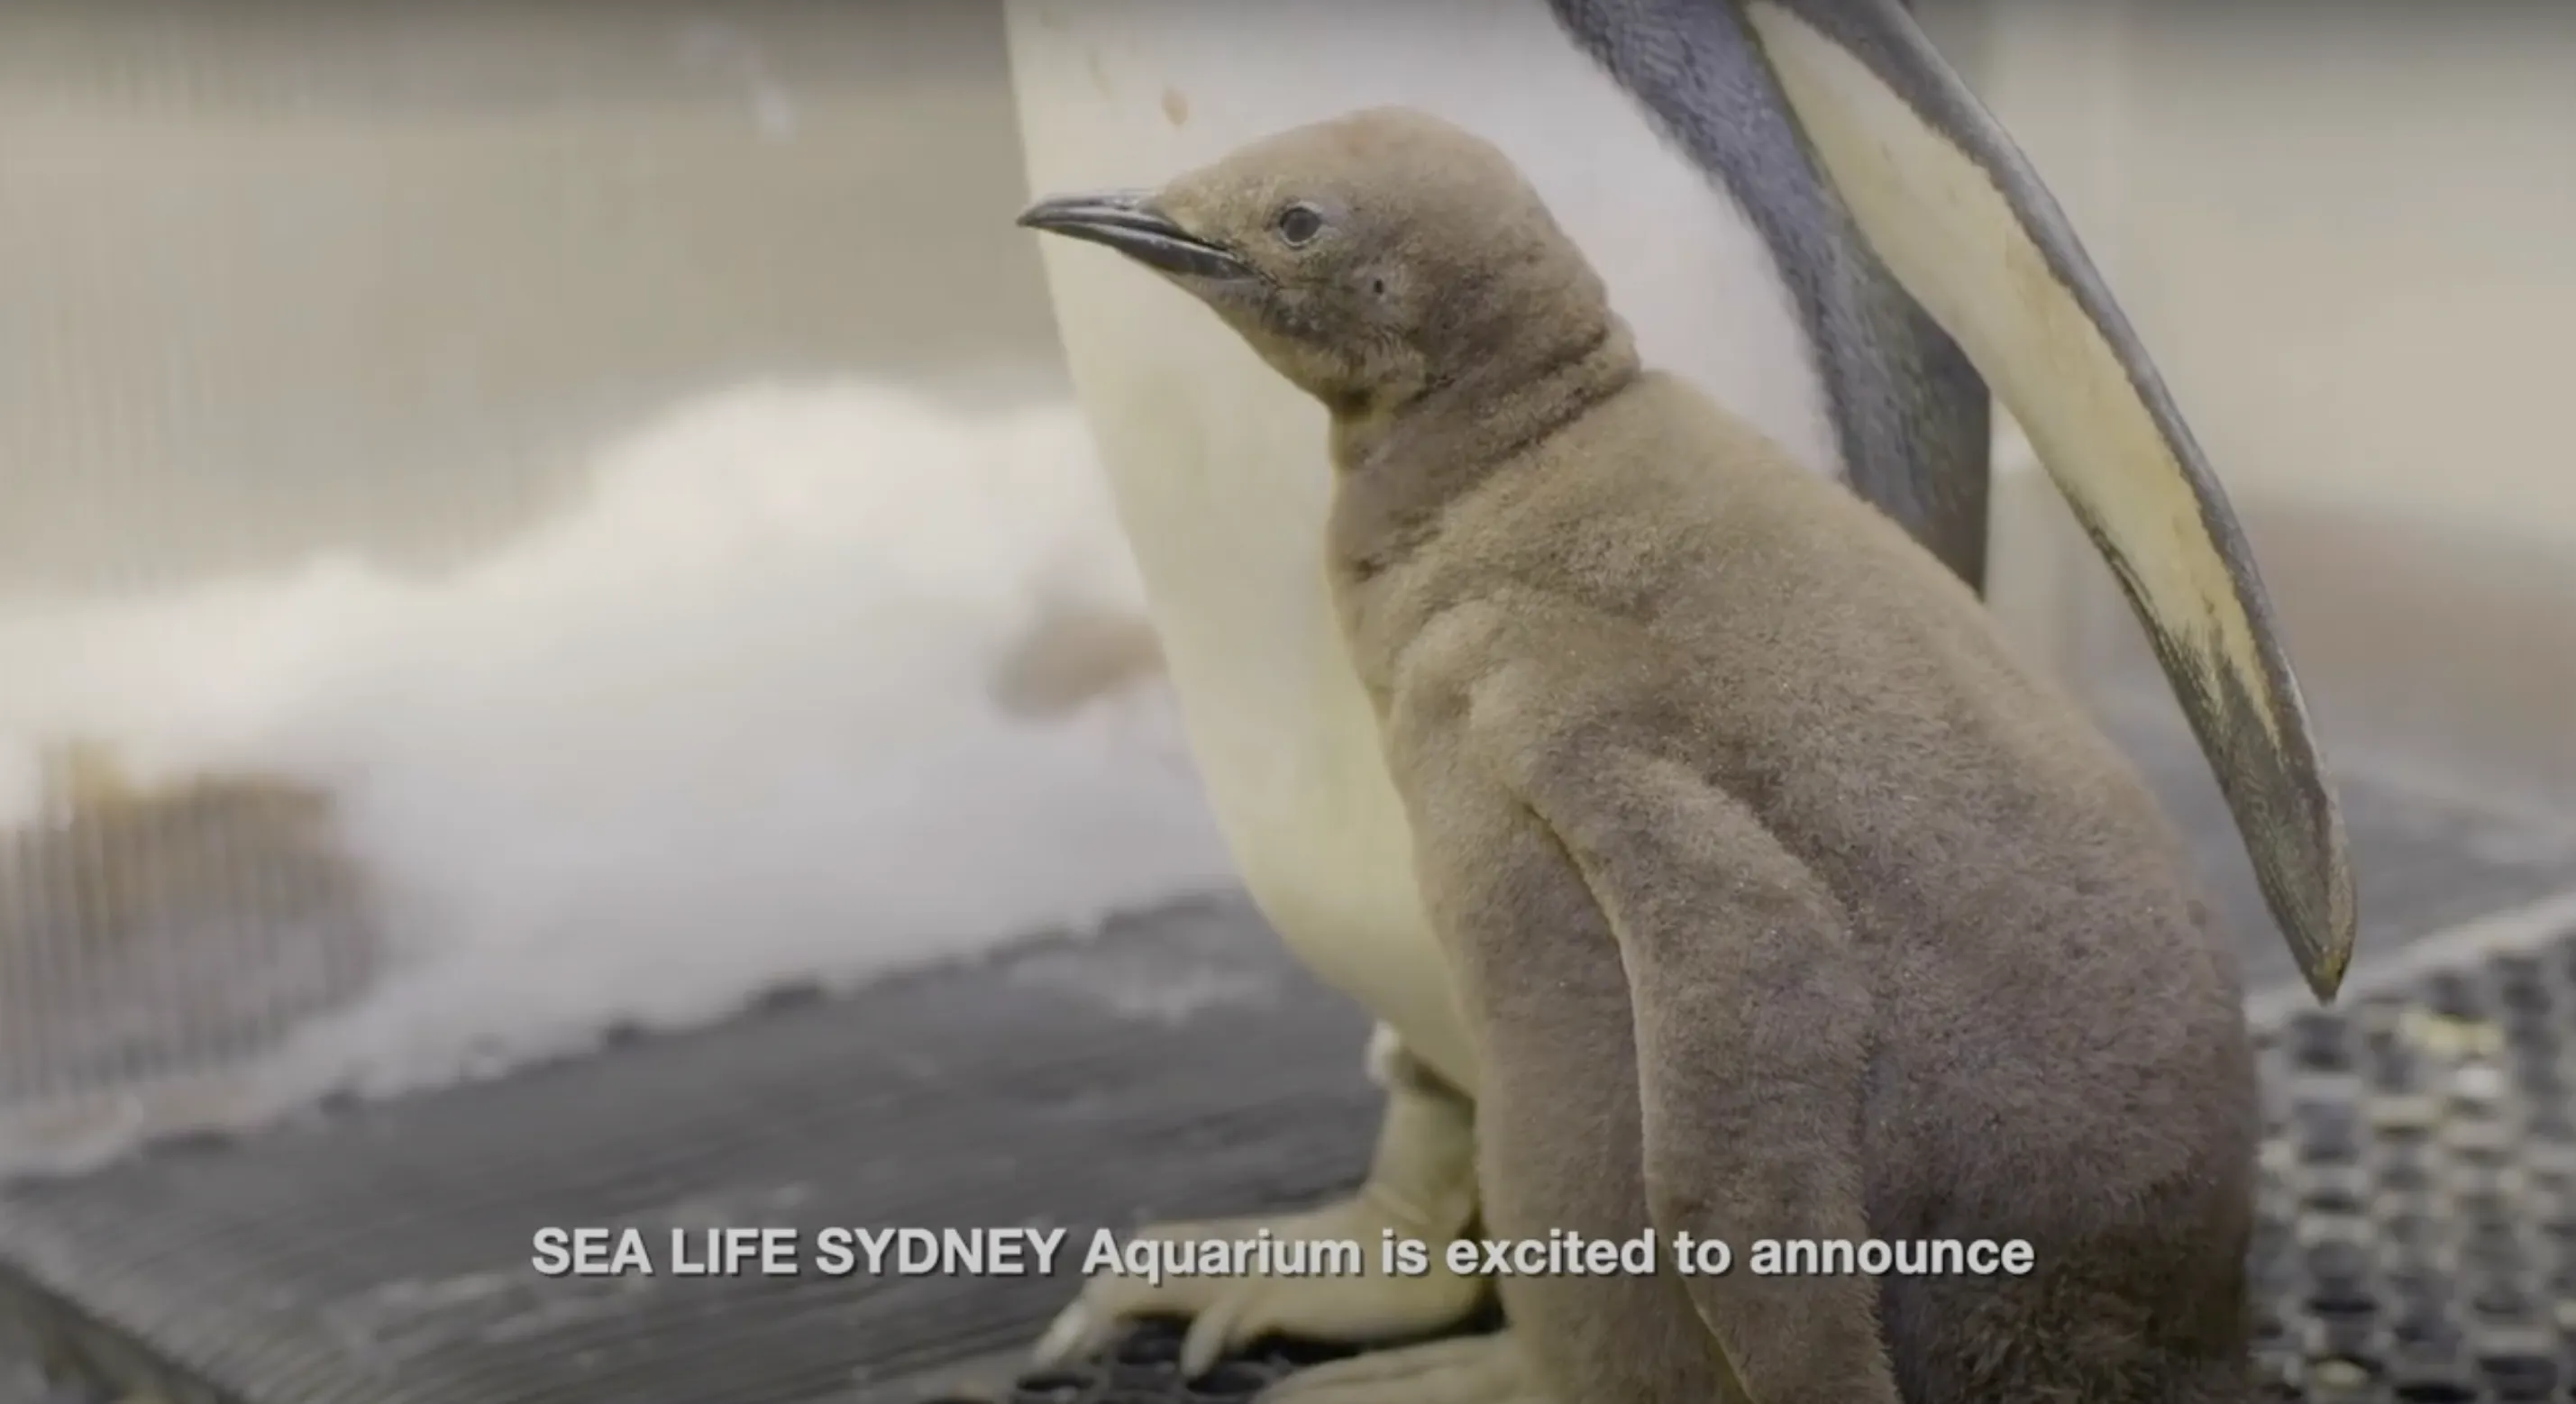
[{"xmin": 1274, "ymin": 203, "xmax": 1324, "ymax": 247}]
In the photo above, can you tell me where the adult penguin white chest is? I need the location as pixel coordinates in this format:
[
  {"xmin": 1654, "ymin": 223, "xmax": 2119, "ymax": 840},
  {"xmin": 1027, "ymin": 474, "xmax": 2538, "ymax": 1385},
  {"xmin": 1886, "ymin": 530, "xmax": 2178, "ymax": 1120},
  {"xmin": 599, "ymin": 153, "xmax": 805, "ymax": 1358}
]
[
  {"xmin": 1009, "ymin": 0, "xmax": 1859, "ymax": 1092},
  {"xmin": 1005, "ymin": 0, "xmax": 2357, "ymax": 1099}
]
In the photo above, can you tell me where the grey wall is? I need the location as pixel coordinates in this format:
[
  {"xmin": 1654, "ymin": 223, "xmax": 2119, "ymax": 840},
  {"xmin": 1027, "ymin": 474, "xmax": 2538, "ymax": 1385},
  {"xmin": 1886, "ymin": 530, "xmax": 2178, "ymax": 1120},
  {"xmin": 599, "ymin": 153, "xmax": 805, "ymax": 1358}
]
[{"xmin": 0, "ymin": 0, "xmax": 1065, "ymax": 592}]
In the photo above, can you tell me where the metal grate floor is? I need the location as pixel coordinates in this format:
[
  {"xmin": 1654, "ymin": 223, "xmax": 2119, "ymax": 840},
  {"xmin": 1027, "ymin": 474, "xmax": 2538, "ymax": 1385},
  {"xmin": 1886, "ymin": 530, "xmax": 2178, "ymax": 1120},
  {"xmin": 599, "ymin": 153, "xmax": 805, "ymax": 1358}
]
[
  {"xmin": 970, "ymin": 918, "xmax": 2576, "ymax": 1404},
  {"xmin": 1, "ymin": 696, "xmax": 2573, "ymax": 1404},
  {"xmin": 2249, "ymin": 951, "xmax": 2576, "ymax": 1401}
]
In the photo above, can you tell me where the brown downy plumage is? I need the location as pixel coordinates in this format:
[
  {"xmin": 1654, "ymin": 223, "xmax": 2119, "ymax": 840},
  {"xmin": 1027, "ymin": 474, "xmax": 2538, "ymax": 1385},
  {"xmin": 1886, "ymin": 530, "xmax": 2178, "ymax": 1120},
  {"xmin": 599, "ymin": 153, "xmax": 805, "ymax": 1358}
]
[{"xmin": 1024, "ymin": 106, "xmax": 2261, "ymax": 1403}]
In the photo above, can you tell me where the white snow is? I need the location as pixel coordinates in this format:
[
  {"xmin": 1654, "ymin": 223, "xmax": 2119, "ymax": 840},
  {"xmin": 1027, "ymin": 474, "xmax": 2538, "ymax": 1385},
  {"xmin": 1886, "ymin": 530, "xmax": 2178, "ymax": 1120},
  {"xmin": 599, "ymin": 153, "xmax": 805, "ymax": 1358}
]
[{"xmin": 0, "ymin": 378, "xmax": 1239, "ymax": 1177}]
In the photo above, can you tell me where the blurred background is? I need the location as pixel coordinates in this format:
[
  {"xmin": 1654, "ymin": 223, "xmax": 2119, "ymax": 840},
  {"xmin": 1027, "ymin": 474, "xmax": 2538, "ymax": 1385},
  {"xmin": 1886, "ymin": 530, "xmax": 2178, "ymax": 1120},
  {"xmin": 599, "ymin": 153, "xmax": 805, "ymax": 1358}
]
[
  {"xmin": 0, "ymin": 1, "xmax": 2570, "ymax": 1401},
  {"xmin": 0, "ymin": 0, "xmax": 1238, "ymax": 1165},
  {"xmin": 1959, "ymin": 3, "xmax": 2576, "ymax": 817}
]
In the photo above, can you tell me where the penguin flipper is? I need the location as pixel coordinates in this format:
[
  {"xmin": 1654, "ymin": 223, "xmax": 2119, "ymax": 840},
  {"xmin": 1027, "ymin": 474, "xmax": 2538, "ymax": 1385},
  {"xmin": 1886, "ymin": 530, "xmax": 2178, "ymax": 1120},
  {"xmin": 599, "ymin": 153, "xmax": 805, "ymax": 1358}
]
[
  {"xmin": 1494, "ymin": 738, "xmax": 1901, "ymax": 1404},
  {"xmin": 1740, "ymin": 0, "xmax": 2355, "ymax": 999}
]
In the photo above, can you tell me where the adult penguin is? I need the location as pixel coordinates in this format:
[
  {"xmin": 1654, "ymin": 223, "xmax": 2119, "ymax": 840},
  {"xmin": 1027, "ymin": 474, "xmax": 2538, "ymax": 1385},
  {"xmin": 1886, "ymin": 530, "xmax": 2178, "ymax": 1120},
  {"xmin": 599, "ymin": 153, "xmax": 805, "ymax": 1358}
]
[{"xmin": 1003, "ymin": 0, "xmax": 2353, "ymax": 1376}]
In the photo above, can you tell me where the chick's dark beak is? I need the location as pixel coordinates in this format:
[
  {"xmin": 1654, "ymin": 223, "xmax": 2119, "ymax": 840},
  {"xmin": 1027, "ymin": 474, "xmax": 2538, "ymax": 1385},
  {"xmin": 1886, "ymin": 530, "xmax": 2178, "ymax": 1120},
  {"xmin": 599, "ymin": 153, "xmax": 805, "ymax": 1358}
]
[{"xmin": 1017, "ymin": 189, "xmax": 1253, "ymax": 282}]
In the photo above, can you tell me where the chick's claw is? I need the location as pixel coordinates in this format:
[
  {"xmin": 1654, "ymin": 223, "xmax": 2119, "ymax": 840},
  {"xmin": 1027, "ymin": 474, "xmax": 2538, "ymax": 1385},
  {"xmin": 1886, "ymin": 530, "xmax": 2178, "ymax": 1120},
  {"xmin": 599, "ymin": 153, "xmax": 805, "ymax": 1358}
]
[
  {"xmin": 1028, "ymin": 1196, "xmax": 1488, "ymax": 1374},
  {"xmin": 1258, "ymin": 1332, "xmax": 1550, "ymax": 1404}
]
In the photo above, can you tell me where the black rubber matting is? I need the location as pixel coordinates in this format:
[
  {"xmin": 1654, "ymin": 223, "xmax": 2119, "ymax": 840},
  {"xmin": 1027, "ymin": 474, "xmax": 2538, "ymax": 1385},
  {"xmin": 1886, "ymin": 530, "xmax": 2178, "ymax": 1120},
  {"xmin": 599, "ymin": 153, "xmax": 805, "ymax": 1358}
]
[{"xmin": 3, "ymin": 697, "xmax": 2575, "ymax": 1404}]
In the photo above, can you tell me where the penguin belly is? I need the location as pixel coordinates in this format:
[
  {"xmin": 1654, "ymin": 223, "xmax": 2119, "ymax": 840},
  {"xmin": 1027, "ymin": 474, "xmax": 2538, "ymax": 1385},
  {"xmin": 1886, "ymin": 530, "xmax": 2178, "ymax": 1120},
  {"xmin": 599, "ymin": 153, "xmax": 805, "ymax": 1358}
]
[{"xmin": 1002, "ymin": 0, "xmax": 1843, "ymax": 1092}]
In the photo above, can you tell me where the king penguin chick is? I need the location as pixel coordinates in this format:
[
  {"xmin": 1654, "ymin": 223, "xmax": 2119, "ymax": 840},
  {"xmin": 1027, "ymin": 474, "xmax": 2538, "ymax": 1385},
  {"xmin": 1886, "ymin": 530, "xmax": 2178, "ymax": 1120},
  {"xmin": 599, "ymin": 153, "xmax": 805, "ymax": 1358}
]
[{"xmin": 1021, "ymin": 107, "xmax": 2261, "ymax": 1403}]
